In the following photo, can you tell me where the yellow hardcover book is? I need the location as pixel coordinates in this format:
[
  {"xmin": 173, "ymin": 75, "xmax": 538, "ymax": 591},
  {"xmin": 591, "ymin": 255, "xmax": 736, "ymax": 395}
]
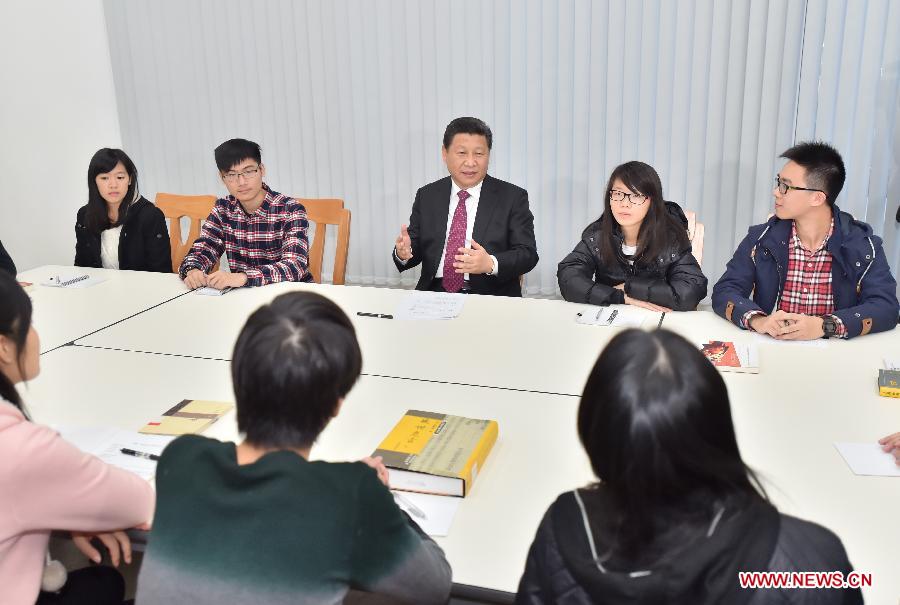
[
  {"xmin": 373, "ymin": 410, "xmax": 499, "ymax": 497},
  {"xmin": 139, "ymin": 399, "xmax": 234, "ymax": 435},
  {"xmin": 879, "ymin": 370, "xmax": 900, "ymax": 398}
]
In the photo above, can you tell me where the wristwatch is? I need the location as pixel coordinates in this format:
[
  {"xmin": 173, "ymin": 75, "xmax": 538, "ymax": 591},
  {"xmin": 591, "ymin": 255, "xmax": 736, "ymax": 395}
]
[{"xmin": 821, "ymin": 315, "xmax": 837, "ymax": 339}]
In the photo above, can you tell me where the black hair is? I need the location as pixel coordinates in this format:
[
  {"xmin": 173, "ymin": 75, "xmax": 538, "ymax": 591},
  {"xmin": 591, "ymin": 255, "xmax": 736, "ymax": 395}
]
[
  {"xmin": 578, "ymin": 329, "xmax": 765, "ymax": 558},
  {"xmin": 0, "ymin": 272, "xmax": 33, "ymax": 410},
  {"xmin": 442, "ymin": 117, "xmax": 493, "ymax": 150},
  {"xmin": 780, "ymin": 141, "xmax": 846, "ymax": 206},
  {"xmin": 232, "ymin": 291, "xmax": 362, "ymax": 449},
  {"xmin": 85, "ymin": 148, "xmax": 140, "ymax": 234},
  {"xmin": 215, "ymin": 139, "xmax": 262, "ymax": 173},
  {"xmin": 598, "ymin": 161, "xmax": 689, "ymax": 269}
]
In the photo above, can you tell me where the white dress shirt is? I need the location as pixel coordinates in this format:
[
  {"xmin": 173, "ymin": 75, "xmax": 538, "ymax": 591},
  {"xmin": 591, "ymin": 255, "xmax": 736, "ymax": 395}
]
[{"xmin": 100, "ymin": 226, "xmax": 122, "ymax": 269}]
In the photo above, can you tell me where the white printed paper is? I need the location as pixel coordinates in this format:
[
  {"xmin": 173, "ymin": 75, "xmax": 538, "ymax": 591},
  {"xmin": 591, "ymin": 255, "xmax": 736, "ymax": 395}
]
[
  {"xmin": 56, "ymin": 426, "xmax": 174, "ymax": 481},
  {"xmin": 884, "ymin": 358, "xmax": 900, "ymax": 371},
  {"xmin": 393, "ymin": 491, "xmax": 463, "ymax": 537},
  {"xmin": 834, "ymin": 442, "xmax": 900, "ymax": 477},
  {"xmin": 394, "ymin": 291, "xmax": 466, "ymax": 321},
  {"xmin": 194, "ymin": 286, "xmax": 231, "ymax": 296}
]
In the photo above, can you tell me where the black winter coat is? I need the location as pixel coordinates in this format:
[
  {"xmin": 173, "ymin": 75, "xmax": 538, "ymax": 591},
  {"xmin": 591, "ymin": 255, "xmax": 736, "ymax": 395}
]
[
  {"xmin": 516, "ymin": 489, "xmax": 862, "ymax": 605},
  {"xmin": 557, "ymin": 202, "xmax": 707, "ymax": 311},
  {"xmin": 75, "ymin": 197, "xmax": 171, "ymax": 273}
]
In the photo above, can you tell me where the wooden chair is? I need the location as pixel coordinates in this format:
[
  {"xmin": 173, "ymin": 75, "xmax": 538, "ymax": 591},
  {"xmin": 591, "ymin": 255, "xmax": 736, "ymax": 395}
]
[
  {"xmin": 155, "ymin": 193, "xmax": 218, "ymax": 273},
  {"xmin": 684, "ymin": 210, "xmax": 706, "ymax": 267},
  {"xmin": 297, "ymin": 198, "xmax": 351, "ymax": 285}
]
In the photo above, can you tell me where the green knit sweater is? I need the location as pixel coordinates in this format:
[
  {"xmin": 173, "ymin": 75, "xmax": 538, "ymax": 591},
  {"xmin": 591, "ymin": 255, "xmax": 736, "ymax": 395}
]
[{"xmin": 136, "ymin": 435, "xmax": 451, "ymax": 604}]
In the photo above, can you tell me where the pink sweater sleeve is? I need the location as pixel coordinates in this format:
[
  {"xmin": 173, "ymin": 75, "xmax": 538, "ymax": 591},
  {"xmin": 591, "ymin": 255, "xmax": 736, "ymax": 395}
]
[{"xmin": 3, "ymin": 418, "xmax": 155, "ymax": 532}]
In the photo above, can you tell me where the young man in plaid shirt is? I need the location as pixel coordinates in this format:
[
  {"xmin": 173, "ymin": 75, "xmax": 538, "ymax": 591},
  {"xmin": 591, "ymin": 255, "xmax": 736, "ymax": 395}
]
[
  {"xmin": 180, "ymin": 139, "xmax": 312, "ymax": 290},
  {"xmin": 713, "ymin": 141, "xmax": 898, "ymax": 340}
]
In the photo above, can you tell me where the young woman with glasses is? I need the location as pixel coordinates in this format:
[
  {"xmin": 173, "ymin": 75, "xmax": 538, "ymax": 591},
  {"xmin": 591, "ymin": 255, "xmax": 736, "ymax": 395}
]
[{"xmin": 557, "ymin": 161, "xmax": 707, "ymax": 311}]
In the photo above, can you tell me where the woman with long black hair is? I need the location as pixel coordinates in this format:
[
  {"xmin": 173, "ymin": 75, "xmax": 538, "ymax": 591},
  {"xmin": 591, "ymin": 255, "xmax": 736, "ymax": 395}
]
[
  {"xmin": 0, "ymin": 273, "xmax": 154, "ymax": 604},
  {"xmin": 516, "ymin": 329, "xmax": 862, "ymax": 605},
  {"xmin": 558, "ymin": 161, "xmax": 707, "ymax": 311},
  {"xmin": 74, "ymin": 148, "xmax": 171, "ymax": 272}
]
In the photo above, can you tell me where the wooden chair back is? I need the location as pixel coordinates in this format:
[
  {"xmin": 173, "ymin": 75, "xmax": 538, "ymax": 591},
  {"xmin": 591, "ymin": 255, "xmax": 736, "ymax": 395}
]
[
  {"xmin": 155, "ymin": 193, "xmax": 218, "ymax": 273},
  {"xmin": 297, "ymin": 198, "xmax": 351, "ymax": 285},
  {"xmin": 684, "ymin": 210, "xmax": 705, "ymax": 267}
]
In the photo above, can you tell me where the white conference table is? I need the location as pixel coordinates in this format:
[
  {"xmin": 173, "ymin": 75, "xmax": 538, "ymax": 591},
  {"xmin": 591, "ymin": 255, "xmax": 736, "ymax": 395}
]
[
  {"xmin": 24, "ymin": 345, "xmax": 594, "ymax": 596},
  {"xmin": 662, "ymin": 311, "xmax": 900, "ymax": 603},
  {"xmin": 17, "ymin": 266, "xmax": 188, "ymax": 353},
  {"xmin": 74, "ymin": 279, "xmax": 662, "ymax": 396}
]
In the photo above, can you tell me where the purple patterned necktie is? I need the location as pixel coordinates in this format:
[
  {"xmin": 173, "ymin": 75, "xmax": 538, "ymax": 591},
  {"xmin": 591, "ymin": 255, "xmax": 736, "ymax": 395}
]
[{"xmin": 442, "ymin": 189, "xmax": 470, "ymax": 292}]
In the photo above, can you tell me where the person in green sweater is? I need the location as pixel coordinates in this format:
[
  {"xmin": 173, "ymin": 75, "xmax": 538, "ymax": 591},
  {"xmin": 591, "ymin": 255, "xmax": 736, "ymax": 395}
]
[{"xmin": 136, "ymin": 291, "xmax": 452, "ymax": 605}]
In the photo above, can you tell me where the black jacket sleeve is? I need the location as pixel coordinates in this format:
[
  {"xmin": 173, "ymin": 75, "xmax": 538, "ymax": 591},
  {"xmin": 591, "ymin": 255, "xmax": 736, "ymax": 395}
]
[
  {"xmin": 492, "ymin": 187, "xmax": 539, "ymax": 283},
  {"xmin": 143, "ymin": 205, "xmax": 173, "ymax": 273},
  {"xmin": 74, "ymin": 206, "xmax": 98, "ymax": 268},
  {"xmin": 626, "ymin": 249, "xmax": 708, "ymax": 311},
  {"xmin": 557, "ymin": 240, "xmax": 625, "ymax": 305},
  {"xmin": 393, "ymin": 188, "xmax": 424, "ymax": 273},
  {"xmin": 0, "ymin": 239, "xmax": 16, "ymax": 276}
]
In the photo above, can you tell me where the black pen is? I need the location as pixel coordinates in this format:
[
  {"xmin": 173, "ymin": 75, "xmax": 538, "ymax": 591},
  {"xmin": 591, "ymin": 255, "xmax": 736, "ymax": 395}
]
[
  {"xmin": 120, "ymin": 448, "xmax": 160, "ymax": 461},
  {"xmin": 357, "ymin": 312, "xmax": 393, "ymax": 319}
]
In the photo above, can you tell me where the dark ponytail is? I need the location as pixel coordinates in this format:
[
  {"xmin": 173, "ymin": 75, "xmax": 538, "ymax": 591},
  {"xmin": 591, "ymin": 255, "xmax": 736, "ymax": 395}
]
[{"xmin": 0, "ymin": 272, "xmax": 33, "ymax": 410}]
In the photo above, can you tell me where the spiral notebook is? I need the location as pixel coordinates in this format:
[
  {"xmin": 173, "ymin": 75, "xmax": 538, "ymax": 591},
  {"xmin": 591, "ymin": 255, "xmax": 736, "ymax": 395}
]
[{"xmin": 40, "ymin": 273, "xmax": 106, "ymax": 288}]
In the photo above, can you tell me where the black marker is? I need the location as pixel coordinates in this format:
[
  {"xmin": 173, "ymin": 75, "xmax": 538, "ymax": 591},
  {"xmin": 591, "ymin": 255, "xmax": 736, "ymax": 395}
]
[
  {"xmin": 120, "ymin": 448, "xmax": 160, "ymax": 461},
  {"xmin": 356, "ymin": 312, "xmax": 393, "ymax": 319}
]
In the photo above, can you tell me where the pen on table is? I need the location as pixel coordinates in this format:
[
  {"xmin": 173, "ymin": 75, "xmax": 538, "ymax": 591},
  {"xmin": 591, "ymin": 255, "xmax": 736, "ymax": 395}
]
[
  {"xmin": 607, "ymin": 309, "xmax": 618, "ymax": 325},
  {"xmin": 393, "ymin": 492, "xmax": 427, "ymax": 520},
  {"xmin": 120, "ymin": 448, "xmax": 160, "ymax": 461},
  {"xmin": 357, "ymin": 312, "xmax": 393, "ymax": 319}
]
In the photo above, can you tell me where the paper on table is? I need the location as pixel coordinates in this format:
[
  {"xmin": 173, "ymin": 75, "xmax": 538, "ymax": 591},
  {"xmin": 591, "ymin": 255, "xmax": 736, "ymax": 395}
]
[
  {"xmin": 40, "ymin": 274, "xmax": 107, "ymax": 289},
  {"xmin": 57, "ymin": 426, "xmax": 174, "ymax": 481},
  {"xmin": 394, "ymin": 291, "xmax": 466, "ymax": 321},
  {"xmin": 575, "ymin": 306, "xmax": 645, "ymax": 327},
  {"xmin": 834, "ymin": 442, "xmax": 900, "ymax": 477},
  {"xmin": 884, "ymin": 358, "xmax": 900, "ymax": 371},
  {"xmin": 194, "ymin": 287, "xmax": 231, "ymax": 296},
  {"xmin": 392, "ymin": 491, "xmax": 462, "ymax": 537}
]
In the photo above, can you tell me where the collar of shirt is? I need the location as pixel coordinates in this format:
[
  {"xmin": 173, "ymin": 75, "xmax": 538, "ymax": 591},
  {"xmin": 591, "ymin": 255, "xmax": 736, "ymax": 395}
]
[
  {"xmin": 225, "ymin": 182, "xmax": 274, "ymax": 216},
  {"xmin": 450, "ymin": 179, "xmax": 484, "ymax": 206},
  {"xmin": 791, "ymin": 217, "xmax": 834, "ymax": 256}
]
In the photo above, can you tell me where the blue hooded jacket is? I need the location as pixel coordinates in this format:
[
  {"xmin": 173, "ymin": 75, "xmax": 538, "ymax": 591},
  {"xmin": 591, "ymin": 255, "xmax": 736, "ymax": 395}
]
[{"xmin": 712, "ymin": 206, "xmax": 898, "ymax": 338}]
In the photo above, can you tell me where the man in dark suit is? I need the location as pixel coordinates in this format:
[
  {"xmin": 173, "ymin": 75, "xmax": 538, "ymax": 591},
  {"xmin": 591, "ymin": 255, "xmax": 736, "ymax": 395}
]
[{"xmin": 392, "ymin": 117, "xmax": 538, "ymax": 297}]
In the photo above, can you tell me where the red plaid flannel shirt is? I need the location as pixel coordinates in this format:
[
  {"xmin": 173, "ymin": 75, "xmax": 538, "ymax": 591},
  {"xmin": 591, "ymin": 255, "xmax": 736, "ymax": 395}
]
[
  {"xmin": 178, "ymin": 184, "xmax": 311, "ymax": 287},
  {"xmin": 743, "ymin": 219, "xmax": 847, "ymax": 337}
]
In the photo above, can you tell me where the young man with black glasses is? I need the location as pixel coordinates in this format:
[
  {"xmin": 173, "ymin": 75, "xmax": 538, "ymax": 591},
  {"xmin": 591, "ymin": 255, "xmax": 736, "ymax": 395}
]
[
  {"xmin": 713, "ymin": 141, "xmax": 898, "ymax": 339},
  {"xmin": 180, "ymin": 138, "xmax": 312, "ymax": 290}
]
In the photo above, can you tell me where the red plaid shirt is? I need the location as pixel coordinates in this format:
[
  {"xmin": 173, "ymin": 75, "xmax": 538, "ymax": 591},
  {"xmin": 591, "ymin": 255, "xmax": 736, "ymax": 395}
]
[
  {"xmin": 744, "ymin": 219, "xmax": 846, "ymax": 337},
  {"xmin": 179, "ymin": 184, "xmax": 312, "ymax": 287}
]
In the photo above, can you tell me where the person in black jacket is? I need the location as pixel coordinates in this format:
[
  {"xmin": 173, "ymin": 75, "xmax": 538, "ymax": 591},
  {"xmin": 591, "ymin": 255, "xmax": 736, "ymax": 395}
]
[
  {"xmin": 75, "ymin": 148, "xmax": 171, "ymax": 273},
  {"xmin": 558, "ymin": 161, "xmax": 707, "ymax": 311},
  {"xmin": 516, "ymin": 329, "xmax": 862, "ymax": 605},
  {"xmin": 0, "ymin": 239, "xmax": 15, "ymax": 277}
]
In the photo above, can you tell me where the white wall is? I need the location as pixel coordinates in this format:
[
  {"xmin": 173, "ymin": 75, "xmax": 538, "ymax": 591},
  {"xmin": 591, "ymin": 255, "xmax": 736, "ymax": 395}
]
[{"xmin": 0, "ymin": 0, "xmax": 121, "ymax": 273}]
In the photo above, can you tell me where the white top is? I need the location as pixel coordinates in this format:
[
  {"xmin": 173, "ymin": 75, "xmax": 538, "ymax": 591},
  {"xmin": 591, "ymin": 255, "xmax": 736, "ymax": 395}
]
[
  {"xmin": 101, "ymin": 226, "xmax": 123, "ymax": 269},
  {"xmin": 621, "ymin": 242, "xmax": 637, "ymax": 265}
]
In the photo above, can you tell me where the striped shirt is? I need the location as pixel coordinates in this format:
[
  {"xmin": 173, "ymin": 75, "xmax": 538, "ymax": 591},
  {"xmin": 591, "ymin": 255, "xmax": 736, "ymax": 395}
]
[{"xmin": 179, "ymin": 184, "xmax": 312, "ymax": 287}]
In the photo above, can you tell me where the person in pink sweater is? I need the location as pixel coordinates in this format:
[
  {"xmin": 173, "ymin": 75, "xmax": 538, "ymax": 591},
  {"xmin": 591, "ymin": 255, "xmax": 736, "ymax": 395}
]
[{"xmin": 0, "ymin": 272, "xmax": 155, "ymax": 605}]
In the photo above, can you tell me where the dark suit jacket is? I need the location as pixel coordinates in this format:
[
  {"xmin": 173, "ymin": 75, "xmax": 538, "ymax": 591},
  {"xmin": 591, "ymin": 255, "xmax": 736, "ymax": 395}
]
[{"xmin": 393, "ymin": 175, "xmax": 538, "ymax": 297}]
